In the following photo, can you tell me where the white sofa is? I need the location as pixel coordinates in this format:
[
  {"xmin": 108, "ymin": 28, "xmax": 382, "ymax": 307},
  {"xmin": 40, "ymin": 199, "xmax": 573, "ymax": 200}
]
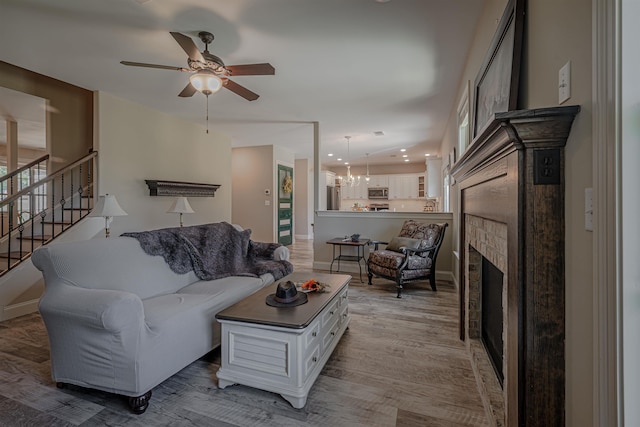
[{"xmin": 31, "ymin": 223, "xmax": 290, "ymax": 414}]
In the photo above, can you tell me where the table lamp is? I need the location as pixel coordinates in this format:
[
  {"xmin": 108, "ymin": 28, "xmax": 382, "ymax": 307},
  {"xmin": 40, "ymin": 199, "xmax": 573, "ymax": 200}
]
[
  {"xmin": 89, "ymin": 194, "xmax": 128, "ymax": 238},
  {"xmin": 167, "ymin": 197, "xmax": 194, "ymax": 227}
]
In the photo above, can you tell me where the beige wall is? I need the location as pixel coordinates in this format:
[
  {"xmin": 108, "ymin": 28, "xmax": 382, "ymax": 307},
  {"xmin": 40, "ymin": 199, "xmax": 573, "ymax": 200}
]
[
  {"xmin": 330, "ymin": 162, "xmax": 426, "ymax": 177},
  {"xmin": 439, "ymin": 0, "xmax": 594, "ymax": 425},
  {"xmin": 232, "ymin": 145, "xmax": 274, "ymax": 242},
  {"xmin": 521, "ymin": 2, "xmax": 593, "ymax": 426},
  {"xmin": 0, "ymin": 61, "xmax": 93, "ymax": 172},
  {"xmin": 294, "ymin": 158, "xmax": 313, "ymax": 239},
  {"xmin": 96, "ymin": 91, "xmax": 232, "ymax": 236}
]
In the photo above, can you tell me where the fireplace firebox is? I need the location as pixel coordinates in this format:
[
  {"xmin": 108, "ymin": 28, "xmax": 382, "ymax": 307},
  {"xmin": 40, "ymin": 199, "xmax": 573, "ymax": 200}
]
[{"xmin": 481, "ymin": 256, "xmax": 504, "ymax": 387}]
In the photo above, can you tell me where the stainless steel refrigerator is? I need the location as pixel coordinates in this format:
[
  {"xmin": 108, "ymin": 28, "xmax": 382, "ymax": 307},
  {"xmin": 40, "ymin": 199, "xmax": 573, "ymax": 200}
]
[{"xmin": 327, "ymin": 186, "xmax": 340, "ymax": 210}]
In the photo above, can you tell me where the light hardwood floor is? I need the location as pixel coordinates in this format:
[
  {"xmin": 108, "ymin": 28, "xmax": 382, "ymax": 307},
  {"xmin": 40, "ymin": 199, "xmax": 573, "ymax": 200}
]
[{"xmin": 0, "ymin": 239, "xmax": 489, "ymax": 426}]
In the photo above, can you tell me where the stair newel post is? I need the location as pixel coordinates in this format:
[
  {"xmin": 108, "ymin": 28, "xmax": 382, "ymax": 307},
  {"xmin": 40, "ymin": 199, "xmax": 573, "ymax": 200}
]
[
  {"xmin": 60, "ymin": 172, "xmax": 66, "ymax": 235},
  {"xmin": 5, "ymin": 201, "xmax": 12, "ymax": 272},
  {"xmin": 88, "ymin": 154, "xmax": 94, "ymax": 210}
]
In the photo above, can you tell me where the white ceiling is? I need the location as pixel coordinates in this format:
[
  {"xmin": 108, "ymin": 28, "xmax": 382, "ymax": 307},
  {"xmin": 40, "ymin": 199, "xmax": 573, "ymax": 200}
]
[{"xmin": 0, "ymin": 0, "xmax": 485, "ymax": 168}]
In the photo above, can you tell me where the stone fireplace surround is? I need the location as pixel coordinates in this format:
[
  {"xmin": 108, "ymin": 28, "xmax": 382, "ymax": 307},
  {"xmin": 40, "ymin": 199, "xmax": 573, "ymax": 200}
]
[{"xmin": 451, "ymin": 106, "xmax": 579, "ymax": 427}]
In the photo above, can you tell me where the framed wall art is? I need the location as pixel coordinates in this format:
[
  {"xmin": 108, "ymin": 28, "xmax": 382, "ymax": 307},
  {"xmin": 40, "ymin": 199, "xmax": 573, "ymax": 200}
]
[{"xmin": 472, "ymin": 0, "xmax": 525, "ymax": 138}]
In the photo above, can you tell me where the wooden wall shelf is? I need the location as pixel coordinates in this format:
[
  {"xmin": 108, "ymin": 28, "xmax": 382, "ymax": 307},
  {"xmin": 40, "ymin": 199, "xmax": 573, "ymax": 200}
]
[{"xmin": 145, "ymin": 180, "xmax": 221, "ymax": 197}]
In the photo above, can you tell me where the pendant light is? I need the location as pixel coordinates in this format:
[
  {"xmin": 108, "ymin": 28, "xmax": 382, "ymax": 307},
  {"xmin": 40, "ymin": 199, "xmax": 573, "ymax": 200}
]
[
  {"xmin": 343, "ymin": 136, "xmax": 360, "ymax": 188},
  {"xmin": 365, "ymin": 153, "xmax": 371, "ymax": 182}
]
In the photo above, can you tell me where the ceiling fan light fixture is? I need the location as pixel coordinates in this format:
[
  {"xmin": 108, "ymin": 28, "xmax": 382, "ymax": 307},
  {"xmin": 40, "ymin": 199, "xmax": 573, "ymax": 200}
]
[{"xmin": 190, "ymin": 71, "xmax": 223, "ymax": 96}]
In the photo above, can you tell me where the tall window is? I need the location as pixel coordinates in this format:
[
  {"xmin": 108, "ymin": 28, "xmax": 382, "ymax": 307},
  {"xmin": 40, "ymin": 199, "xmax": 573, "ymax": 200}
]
[
  {"xmin": 0, "ymin": 162, "xmax": 47, "ymax": 219},
  {"xmin": 457, "ymin": 82, "xmax": 471, "ymax": 158}
]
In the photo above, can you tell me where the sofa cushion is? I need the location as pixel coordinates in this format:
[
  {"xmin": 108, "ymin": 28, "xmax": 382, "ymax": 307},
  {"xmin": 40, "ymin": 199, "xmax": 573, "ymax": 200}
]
[{"xmin": 37, "ymin": 238, "xmax": 198, "ymax": 300}]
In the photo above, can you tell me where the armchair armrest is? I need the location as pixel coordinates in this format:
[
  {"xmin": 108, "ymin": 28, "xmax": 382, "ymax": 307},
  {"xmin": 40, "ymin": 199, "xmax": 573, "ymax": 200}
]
[
  {"xmin": 39, "ymin": 283, "xmax": 144, "ymax": 333},
  {"xmin": 400, "ymin": 244, "xmax": 438, "ymax": 256},
  {"xmin": 368, "ymin": 240, "xmax": 389, "ymax": 251}
]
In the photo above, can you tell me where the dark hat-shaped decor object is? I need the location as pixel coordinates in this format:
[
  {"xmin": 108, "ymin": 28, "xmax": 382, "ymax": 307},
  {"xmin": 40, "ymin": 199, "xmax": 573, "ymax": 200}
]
[{"xmin": 266, "ymin": 280, "xmax": 308, "ymax": 307}]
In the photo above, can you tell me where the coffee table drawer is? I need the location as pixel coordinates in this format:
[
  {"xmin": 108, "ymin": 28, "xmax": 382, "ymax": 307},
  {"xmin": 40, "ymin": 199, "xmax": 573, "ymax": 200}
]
[
  {"xmin": 304, "ymin": 318, "xmax": 321, "ymax": 348},
  {"xmin": 304, "ymin": 345, "xmax": 321, "ymax": 380}
]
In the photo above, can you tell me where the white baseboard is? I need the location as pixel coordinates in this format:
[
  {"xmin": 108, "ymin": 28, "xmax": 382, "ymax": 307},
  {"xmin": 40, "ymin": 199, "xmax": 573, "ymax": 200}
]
[
  {"xmin": 1, "ymin": 298, "xmax": 39, "ymax": 322},
  {"xmin": 295, "ymin": 234, "xmax": 313, "ymax": 240}
]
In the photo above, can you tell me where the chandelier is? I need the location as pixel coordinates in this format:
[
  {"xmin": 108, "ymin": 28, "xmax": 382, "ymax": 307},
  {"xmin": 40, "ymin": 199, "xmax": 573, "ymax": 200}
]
[{"xmin": 342, "ymin": 136, "xmax": 360, "ymax": 188}]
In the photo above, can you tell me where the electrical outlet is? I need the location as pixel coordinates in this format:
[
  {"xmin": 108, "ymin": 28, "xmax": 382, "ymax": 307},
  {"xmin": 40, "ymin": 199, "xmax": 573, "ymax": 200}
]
[
  {"xmin": 533, "ymin": 149, "xmax": 561, "ymax": 185},
  {"xmin": 559, "ymin": 61, "xmax": 571, "ymax": 104}
]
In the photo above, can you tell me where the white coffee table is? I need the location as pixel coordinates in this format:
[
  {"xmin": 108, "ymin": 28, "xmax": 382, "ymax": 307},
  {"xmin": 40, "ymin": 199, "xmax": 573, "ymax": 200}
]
[{"xmin": 215, "ymin": 272, "xmax": 351, "ymax": 408}]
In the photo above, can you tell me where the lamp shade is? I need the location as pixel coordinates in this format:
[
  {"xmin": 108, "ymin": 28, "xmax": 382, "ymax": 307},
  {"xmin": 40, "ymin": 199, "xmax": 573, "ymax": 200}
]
[
  {"xmin": 189, "ymin": 71, "xmax": 223, "ymax": 95},
  {"xmin": 90, "ymin": 194, "xmax": 128, "ymax": 217},
  {"xmin": 167, "ymin": 197, "xmax": 195, "ymax": 214}
]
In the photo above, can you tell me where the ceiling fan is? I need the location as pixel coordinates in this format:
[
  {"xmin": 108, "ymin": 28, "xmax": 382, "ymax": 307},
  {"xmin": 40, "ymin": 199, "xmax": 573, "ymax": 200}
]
[{"xmin": 121, "ymin": 31, "xmax": 275, "ymax": 101}]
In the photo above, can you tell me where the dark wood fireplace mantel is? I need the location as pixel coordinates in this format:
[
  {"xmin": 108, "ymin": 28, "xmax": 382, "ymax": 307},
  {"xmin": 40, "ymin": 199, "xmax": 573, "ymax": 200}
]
[{"xmin": 451, "ymin": 105, "xmax": 580, "ymax": 426}]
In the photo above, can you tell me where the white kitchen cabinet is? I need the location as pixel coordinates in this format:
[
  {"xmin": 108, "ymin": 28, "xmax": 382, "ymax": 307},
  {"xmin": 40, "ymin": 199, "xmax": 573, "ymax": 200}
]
[
  {"xmin": 366, "ymin": 175, "xmax": 388, "ymax": 188},
  {"xmin": 389, "ymin": 174, "xmax": 420, "ymax": 199},
  {"xmin": 320, "ymin": 171, "xmax": 336, "ymax": 187}
]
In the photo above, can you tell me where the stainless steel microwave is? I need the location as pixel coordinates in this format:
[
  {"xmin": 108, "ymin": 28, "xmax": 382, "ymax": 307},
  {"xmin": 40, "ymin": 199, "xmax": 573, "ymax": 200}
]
[{"xmin": 368, "ymin": 187, "xmax": 389, "ymax": 199}]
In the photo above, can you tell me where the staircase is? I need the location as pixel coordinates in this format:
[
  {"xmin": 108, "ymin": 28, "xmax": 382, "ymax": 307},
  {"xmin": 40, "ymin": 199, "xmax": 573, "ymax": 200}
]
[{"xmin": 0, "ymin": 151, "xmax": 98, "ymax": 276}]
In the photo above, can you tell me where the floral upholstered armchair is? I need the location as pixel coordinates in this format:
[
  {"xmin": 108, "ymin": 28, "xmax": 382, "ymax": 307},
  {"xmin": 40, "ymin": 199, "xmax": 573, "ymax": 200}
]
[{"xmin": 367, "ymin": 221, "xmax": 448, "ymax": 298}]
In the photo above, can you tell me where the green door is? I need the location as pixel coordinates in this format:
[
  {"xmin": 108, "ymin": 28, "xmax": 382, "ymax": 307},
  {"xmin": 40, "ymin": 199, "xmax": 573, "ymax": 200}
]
[{"xmin": 277, "ymin": 164, "xmax": 293, "ymax": 246}]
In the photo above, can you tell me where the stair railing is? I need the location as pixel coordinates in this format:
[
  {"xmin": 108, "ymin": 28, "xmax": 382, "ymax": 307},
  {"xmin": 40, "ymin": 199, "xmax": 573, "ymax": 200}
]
[
  {"xmin": 0, "ymin": 151, "xmax": 97, "ymax": 275},
  {"xmin": 0, "ymin": 154, "xmax": 49, "ymax": 237}
]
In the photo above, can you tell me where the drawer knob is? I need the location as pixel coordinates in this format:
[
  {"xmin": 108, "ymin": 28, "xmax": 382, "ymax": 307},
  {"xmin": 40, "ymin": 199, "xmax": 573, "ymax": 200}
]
[
  {"xmin": 342, "ymin": 294, "xmax": 347, "ymax": 299},
  {"xmin": 312, "ymin": 356, "xmax": 317, "ymax": 362},
  {"xmin": 330, "ymin": 310, "xmax": 335, "ymax": 315},
  {"xmin": 331, "ymin": 331, "xmax": 336, "ymax": 336},
  {"xmin": 312, "ymin": 331, "xmax": 317, "ymax": 337}
]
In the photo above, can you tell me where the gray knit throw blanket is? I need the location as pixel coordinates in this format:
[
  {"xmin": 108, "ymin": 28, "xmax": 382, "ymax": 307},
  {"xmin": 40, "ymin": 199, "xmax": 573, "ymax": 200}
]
[{"xmin": 122, "ymin": 222, "xmax": 293, "ymax": 281}]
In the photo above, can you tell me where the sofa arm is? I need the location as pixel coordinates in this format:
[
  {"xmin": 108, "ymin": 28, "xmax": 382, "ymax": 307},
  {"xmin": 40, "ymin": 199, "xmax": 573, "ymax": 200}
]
[
  {"xmin": 273, "ymin": 245, "xmax": 290, "ymax": 261},
  {"xmin": 249, "ymin": 241, "xmax": 290, "ymax": 261},
  {"xmin": 39, "ymin": 282, "xmax": 144, "ymax": 333}
]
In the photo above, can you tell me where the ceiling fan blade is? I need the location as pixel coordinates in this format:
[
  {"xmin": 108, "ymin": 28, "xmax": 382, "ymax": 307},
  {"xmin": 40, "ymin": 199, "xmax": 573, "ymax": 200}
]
[
  {"xmin": 226, "ymin": 63, "xmax": 275, "ymax": 76},
  {"xmin": 223, "ymin": 79, "xmax": 260, "ymax": 101},
  {"xmin": 178, "ymin": 82, "xmax": 197, "ymax": 98},
  {"xmin": 170, "ymin": 32, "xmax": 204, "ymax": 62},
  {"xmin": 120, "ymin": 61, "xmax": 190, "ymax": 72}
]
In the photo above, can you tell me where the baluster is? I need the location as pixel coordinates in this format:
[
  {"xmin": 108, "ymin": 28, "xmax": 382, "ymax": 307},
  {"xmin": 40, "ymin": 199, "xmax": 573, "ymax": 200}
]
[
  {"xmin": 78, "ymin": 163, "xmax": 84, "ymax": 216},
  {"xmin": 51, "ymin": 175, "xmax": 55, "ymax": 241},
  {"xmin": 7, "ymin": 201, "xmax": 13, "ymax": 272},
  {"xmin": 69, "ymin": 168, "xmax": 74, "ymax": 228}
]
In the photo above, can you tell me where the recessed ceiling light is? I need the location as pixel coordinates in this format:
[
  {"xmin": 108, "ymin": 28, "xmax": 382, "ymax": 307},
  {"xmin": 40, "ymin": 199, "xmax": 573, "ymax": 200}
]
[
  {"xmin": 344, "ymin": 162, "xmax": 349, "ymax": 165},
  {"xmin": 404, "ymin": 159, "xmax": 410, "ymax": 162},
  {"xmin": 402, "ymin": 154, "xmax": 408, "ymax": 158},
  {"xmin": 328, "ymin": 153, "xmax": 333, "ymax": 157},
  {"xmin": 425, "ymin": 153, "xmax": 431, "ymax": 156},
  {"xmin": 373, "ymin": 131, "xmax": 385, "ymax": 136},
  {"xmin": 337, "ymin": 158, "xmax": 342, "ymax": 161},
  {"xmin": 400, "ymin": 148, "xmax": 406, "ymax": 152}
]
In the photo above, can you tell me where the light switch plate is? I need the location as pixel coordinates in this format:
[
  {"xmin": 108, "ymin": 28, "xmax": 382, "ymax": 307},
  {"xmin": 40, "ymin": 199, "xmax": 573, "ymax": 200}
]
[
  {"xmin": 559, "ymin": 61, "xmax": 571, "ymax": 104},
  {"xmin": 585, "ymin": 187, "xmax": 593, "ymax": 232}
]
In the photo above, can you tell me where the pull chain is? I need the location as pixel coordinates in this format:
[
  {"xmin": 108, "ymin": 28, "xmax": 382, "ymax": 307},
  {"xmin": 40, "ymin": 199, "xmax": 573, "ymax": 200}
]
[{"xmin": 206, "ymin": 94, "xmax": 210, "ymax": 134}]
